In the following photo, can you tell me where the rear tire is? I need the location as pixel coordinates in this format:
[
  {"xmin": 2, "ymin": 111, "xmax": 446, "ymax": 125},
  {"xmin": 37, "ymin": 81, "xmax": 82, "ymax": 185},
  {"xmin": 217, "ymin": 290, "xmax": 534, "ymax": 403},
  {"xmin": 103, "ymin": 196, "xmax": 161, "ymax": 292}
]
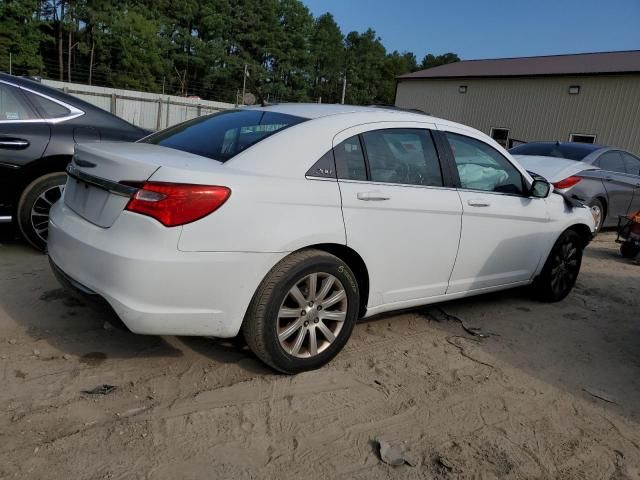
[
  {"xmin": 17, "ymin": 173, "xmax": 67, "ymax": 252},
  {"xmin": 534, "ymin": 230, "xmax": 583, "ymax": 302},
  {"xmin": 242, "ymin": 249, "xmax": 360, "ymax": 374},
  {"xmin": 588, "ymin": 199, "xmax": 605, "ymax": 233}
]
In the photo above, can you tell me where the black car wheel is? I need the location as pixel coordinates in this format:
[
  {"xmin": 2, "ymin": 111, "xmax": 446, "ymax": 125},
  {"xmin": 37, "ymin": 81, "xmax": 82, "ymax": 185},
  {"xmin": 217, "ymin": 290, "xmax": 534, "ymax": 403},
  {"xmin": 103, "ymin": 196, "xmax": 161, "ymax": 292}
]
[
  {"xmin": 17, "ymin": 172, "xmax": 67, "ymax": 251},
  {"xmin": 242, "ymin": 249, "xmax": 360, "ymax": 374},
  {"xmin": 534, "ymin": 230, "xmax": 583, "ymax": 302},
  {"xmin": 620, "ymin": 242, "xmax": 640, "ymax": 259}
]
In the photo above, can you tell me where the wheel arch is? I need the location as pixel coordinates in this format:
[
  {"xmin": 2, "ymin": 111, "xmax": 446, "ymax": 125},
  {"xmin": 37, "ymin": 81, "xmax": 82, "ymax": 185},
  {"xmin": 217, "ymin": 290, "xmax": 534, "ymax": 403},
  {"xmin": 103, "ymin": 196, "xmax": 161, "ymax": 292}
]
[
  {"xmin": 300, "ymin": 243, "xmax": 370, "ymax": 317},
  {"xmin": 19, "ymin": 155, "xmax": 71, "ymax": 193},
  {"xmin": 566, "ymin": 222, "xmax": 593, "ymax": 248}
]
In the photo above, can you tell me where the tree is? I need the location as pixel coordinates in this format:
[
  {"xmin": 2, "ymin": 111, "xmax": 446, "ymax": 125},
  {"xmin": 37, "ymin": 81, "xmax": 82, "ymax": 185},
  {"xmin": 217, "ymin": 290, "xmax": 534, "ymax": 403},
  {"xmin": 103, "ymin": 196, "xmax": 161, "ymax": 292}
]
[
  {"xmin": 380, "ymin": 50, "xmax": 417, "ymax": 104},
  {"xmin": 344, "ymin": 28, "xmax": 387, "ymax": 104},
  {"xmin": 420, "ymin": 52, "xmax": 460, "ymax": 70},
  {"xmin": 310, "ymin": 13, "xmax": 344, "ymax": 103},
  {"xmin": 0, "ymin": 0, "xmax": 47, "ymax": 75},
  {"xmin": 270, "ymin": 0, "xmax": 314, "ymax": 101},
  {"xmin": 0, "ymin": 0, "xmax": 459, "ymax": 105}
]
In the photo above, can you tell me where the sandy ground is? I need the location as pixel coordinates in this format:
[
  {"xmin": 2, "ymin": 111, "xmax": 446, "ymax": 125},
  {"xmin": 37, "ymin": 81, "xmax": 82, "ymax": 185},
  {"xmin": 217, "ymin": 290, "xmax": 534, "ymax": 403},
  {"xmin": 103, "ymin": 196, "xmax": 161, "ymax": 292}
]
[{"xmin": 1, "ymin": 227, "xmax": 639, "ymax": 479}]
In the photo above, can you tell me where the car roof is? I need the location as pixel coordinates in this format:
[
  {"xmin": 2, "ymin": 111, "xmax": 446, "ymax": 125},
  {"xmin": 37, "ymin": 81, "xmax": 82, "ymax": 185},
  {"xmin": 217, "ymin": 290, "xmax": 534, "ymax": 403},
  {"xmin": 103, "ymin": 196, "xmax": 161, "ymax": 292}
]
[
  {"xmin": 0, "ymin": 73, "xmax": 84, "ymax": 104},
  {"xmin": 245, "ymin": 103, "xmax": 438, "ymax": 121},
  {"xmin": 0, "ymin": 72, "xmax": 145, "ymax": 131}
]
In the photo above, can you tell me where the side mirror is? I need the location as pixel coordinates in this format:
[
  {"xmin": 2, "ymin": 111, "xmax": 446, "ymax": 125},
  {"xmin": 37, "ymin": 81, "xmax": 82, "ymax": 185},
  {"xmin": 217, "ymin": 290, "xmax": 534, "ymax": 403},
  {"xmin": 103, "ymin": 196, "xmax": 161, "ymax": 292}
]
[{"xmin": 530, "ymin": 178, "xmax": 551, "ymax": 198}]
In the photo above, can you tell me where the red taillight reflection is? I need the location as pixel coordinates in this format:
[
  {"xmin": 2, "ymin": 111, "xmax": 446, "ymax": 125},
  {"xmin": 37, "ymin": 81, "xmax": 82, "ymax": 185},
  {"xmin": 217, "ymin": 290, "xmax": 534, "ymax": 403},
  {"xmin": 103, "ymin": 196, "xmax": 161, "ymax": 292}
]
[
  {"xmin": 125, "ymin": 182, "xmax": 231, "ymax": 227},
  {"xmin": 552, "ymin": 176, "xmax": 582, "ymax": 189}
]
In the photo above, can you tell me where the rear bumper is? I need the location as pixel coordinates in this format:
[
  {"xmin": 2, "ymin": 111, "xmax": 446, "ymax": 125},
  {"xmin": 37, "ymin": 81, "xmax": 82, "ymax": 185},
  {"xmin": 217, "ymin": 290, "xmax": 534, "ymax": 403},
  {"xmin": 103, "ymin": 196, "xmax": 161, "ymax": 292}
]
[{"xmin": 47, "ymin": 201, "xmax": 285, "ymax": 337}]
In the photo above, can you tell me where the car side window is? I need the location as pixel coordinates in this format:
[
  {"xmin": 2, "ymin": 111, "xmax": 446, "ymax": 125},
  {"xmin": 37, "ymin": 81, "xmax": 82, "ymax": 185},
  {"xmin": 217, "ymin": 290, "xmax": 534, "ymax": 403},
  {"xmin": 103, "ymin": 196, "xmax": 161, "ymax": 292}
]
[
  {"xmin": 445, "ymin": 132, "xmax": 524, "ymax": 194},
  {"xmin": 361, "ymin": 129, "xmax": 443, "ymax": 187},
  {"xmin": 0, "ymin": 83, "xmax": 38, "ymax": 120},
  {"xmin": 597, "ymin": 151, "xmax": 626, "ymax": 174},
  {"xmin": 334, "ymin": 135, "xmax": 367, "ymax": 181},
  {"xmin": 306, "ymin": 150, "xmax": 336, "ymax": 179},
  {"xmin": 621, "ymin": 153, "xmax": 640, "ymax": 176},
  {"xmin": 25, "ymin": 91, "xmax": 71, "ymax": 119}
]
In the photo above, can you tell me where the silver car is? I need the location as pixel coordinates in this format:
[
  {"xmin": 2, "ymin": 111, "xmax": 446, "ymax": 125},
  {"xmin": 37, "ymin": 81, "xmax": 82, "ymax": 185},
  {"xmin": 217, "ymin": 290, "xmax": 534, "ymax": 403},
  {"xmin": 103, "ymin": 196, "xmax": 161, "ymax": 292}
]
[{"xmin": 510, "ymin": 142, "xmax": 640, "ymax": 231}]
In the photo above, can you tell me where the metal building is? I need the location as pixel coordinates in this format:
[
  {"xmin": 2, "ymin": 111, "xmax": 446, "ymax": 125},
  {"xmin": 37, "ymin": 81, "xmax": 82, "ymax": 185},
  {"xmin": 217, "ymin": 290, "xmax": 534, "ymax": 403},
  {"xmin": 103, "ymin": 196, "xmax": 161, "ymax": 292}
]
[{"xmin": 394, "ymin": 50, "xmax": 640, "ymax": 155}]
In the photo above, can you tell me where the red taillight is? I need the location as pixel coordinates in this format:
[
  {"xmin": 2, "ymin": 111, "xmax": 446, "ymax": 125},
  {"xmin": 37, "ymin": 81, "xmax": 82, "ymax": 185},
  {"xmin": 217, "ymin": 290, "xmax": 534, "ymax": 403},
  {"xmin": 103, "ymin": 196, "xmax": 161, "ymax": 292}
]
[
  {"xmin": 125, "ymin": 182, "xmax": 231, "ymax": 227},
  {"xmin": 552, "ymin": 176, "xmax": 582, "ymax": 189}
]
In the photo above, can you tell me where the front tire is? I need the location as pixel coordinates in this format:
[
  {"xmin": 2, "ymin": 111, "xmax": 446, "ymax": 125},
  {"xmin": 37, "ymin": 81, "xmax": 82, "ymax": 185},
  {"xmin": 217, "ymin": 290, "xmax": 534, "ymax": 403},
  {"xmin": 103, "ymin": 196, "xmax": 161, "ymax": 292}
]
[
  {"xmin": 17, "ymin": 173, "xmax": 67, "ymax": 251},
  {"xmin": 534, "ymin": 230, "xmax": 583, "ymax": 302},
  {"xmin": 242, "ymin": 249, "xmax": 360, "ymax": 374}
]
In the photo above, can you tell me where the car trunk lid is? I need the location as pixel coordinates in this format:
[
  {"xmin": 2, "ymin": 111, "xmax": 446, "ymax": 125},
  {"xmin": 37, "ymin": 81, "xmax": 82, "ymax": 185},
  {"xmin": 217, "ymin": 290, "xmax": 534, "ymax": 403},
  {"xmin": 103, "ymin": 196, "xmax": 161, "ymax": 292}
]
[
  {"xmin": 513, "ymin": 154, "xmax": 598, "ymax": 183},
  {"xmin": 64, "ymin": 142, "xmax": 220, "ymax": 228}
]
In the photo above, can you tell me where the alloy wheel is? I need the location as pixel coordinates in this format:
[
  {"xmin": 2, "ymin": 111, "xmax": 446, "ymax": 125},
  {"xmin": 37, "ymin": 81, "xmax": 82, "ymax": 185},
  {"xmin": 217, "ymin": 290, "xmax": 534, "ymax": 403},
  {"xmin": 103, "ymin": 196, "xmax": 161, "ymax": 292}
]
[
  {"xmin": 550, "ymin": 237, "xmax": 579, "ymax": 297},
  {"xmin": 590, "ymin": 204, "xmax": 602, "ymax": 232},
  {"xmin": 277, "ymin": 272, "xmax": 348, "ymax": 358},
  {"xmin": 30, "ymin": 185, "xmax": 64, "ymax": 243}
]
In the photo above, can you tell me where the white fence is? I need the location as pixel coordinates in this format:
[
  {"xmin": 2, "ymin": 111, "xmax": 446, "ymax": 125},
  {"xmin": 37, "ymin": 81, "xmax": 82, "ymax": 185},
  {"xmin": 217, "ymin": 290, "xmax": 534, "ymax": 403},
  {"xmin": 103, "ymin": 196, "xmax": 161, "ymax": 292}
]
[{"xmin": 42, "ymin": 80, "xmax": 235, "ymax": 131}]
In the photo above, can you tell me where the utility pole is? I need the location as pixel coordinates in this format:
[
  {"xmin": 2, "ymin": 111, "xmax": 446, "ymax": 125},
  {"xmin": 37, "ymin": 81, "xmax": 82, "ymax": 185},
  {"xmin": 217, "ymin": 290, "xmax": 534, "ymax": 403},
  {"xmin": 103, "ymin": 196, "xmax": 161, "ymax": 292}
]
[
  {"xmin": 241, "ymin": 64, "xmax": 248, "ymax": 105},
  {"xmin": 341, "ymin": 75, "xmax": 347, "ymax": 104}
]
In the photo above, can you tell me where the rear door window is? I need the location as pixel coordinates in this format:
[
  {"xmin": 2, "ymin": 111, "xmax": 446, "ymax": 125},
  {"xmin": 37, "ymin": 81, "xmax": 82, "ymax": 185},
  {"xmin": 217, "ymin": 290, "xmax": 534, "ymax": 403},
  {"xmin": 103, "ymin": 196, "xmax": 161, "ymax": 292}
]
[
  {"xmin": 621, "ymin": 153, "xmax": 640, "ymax": 176},
  {"xmin": 334, "ymin": 135, "xmax": 367, "ymax": 181},
  {"xmin": 25, "ymin": 91, "xmax": 71, "ymax": 118},
  {"xmin": 597, "ymin": 151, "xmax": 626, "ymax": 174},
  {"xmin": 0, "ymin": 83, "xmax": 38, "ymax": 121},
  {"xmin": 144, "ymin": 109, "xmax": 306, "ymax": 161},
  {"xmin": 361, "ymin": 129, "xmax": 443, "ymax": 186}
]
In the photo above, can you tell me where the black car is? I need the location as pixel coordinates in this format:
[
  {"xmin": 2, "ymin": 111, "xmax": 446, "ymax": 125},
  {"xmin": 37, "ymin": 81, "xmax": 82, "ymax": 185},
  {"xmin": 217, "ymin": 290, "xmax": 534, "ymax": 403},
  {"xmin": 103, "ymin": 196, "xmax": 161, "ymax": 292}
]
[{"xmin": 0, "ymin": 73, "xmax": 148, "ymax": 250}]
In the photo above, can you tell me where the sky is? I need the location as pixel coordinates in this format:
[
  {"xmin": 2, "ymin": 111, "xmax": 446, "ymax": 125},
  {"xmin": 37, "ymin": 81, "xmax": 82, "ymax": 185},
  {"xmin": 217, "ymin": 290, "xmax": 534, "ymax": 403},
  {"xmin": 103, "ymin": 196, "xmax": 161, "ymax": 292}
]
[{"xmin": 302, "ymin": 0, "xmax": 640, "ymax": 61}]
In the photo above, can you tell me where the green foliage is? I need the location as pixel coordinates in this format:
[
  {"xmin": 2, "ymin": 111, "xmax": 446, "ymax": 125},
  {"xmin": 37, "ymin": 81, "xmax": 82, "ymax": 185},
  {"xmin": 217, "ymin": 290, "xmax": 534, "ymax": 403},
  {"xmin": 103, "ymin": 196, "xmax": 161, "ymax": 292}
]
[
  {"xmin": 1, "ymin": 0, "xmax": 458, "ymax": 105},
  {"xmin": 0, "ymin": 0, "xmax": 48, "ymax": 75},
  {"xmin": 420, "ymin": 52, "xmax": 460, "ymax": 70}
]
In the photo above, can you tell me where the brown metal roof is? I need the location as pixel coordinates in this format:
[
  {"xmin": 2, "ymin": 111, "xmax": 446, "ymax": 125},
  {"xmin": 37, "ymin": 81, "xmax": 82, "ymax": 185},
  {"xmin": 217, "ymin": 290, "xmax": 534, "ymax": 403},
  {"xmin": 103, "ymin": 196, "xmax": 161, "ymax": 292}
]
[{"xmin": 398, "ymin": 50, "xmax": 640, "ymax": 79}]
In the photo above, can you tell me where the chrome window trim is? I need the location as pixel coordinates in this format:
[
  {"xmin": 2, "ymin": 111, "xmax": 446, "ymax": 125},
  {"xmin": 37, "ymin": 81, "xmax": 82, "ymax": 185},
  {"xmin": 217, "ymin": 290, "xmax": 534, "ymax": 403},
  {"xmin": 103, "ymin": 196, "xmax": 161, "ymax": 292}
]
[
  {"xmin": 336, "ymin": 178, "xmax": 455, "ymax": 192},
  {"xmin": 305, "ymin": 175, "xmax": 337, "ymax": 182},
  {"xmin": 336, "ymin": 178, "xmax": 542, "ymax": 198},
  {"xmin": 0, "ymin": 79, "xmax": 85, "ymax": 124},
  {"xmin": 66, "ymin": 163, "xmax": 138, "ymax": 197}
]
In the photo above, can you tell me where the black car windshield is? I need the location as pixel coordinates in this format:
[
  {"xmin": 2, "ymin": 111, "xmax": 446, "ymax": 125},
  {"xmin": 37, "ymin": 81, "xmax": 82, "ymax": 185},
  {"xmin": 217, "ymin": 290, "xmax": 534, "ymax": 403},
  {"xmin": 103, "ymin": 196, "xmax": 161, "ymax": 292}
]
[
  {"xmin": 143, "ymin": 109, "xmax": 307, "ymax": 161},
  {"xmin": 509, "ymin": 142, "xmax": 599, "ymax": 161}
]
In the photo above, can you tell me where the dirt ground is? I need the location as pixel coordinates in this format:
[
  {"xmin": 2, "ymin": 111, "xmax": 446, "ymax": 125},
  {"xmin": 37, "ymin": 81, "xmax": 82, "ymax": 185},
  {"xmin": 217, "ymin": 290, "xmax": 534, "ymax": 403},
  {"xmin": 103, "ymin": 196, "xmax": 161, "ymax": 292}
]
[{"xmin": 1, "ymin": 227, "xmax": 639, "ymax": 480}]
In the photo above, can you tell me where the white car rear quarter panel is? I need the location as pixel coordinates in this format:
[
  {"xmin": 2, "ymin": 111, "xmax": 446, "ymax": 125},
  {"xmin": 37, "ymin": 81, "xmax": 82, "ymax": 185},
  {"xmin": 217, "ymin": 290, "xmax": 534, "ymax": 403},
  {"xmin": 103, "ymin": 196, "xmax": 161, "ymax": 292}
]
[
  {"xmin": 166, "ymin": 118, "xmax": 363, "ymax": 253},
  {"xmin": 48, "ymin": 201, "xmax": 285, "ymax": 337}
]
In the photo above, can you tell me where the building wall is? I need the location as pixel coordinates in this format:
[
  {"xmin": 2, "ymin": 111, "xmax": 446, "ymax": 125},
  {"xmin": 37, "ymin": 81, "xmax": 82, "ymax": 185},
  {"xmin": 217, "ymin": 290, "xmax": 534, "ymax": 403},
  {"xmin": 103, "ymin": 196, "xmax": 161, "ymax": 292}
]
[{"xmin": 395, "ymin": 74, "xmax": 640, "ymax": 155}]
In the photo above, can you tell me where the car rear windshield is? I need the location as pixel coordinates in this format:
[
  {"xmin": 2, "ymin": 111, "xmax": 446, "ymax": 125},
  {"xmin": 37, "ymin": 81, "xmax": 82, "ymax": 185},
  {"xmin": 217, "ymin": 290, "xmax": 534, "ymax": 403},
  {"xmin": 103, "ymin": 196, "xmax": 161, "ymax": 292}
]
[
  {"xmin": 143, "ymin": 109, "xmax": 307, "ymax": 161},
  {"xmin": 509, "ymin": 143, "xmax": 598, "ymax": 161}
]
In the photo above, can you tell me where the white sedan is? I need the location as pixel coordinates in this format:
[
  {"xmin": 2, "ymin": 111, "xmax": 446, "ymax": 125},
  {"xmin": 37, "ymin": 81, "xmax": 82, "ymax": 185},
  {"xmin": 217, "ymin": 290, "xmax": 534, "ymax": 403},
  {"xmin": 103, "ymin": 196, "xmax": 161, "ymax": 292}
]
[{"xmin": 48, "ymin": 105, "xmax": 595, "ymax": 373}]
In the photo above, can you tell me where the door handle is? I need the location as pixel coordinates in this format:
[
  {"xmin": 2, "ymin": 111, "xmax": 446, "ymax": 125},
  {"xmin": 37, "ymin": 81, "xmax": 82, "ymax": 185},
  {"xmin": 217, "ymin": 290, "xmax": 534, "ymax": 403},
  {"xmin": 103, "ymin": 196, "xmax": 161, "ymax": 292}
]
[
  {"xmin": 604, "ymin": 176, "xmax": 613, "ymax": 182},
  {"xmin": 357, "ymin": 191, "xmax": 390, "ymax": 201},
  {"xmin": 467, "ymin": 199, "xmax": 491, "ymax": 207},
  {"xmin": 0, "ymin": 139, "xmax": 29, "ymax": 149}
]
